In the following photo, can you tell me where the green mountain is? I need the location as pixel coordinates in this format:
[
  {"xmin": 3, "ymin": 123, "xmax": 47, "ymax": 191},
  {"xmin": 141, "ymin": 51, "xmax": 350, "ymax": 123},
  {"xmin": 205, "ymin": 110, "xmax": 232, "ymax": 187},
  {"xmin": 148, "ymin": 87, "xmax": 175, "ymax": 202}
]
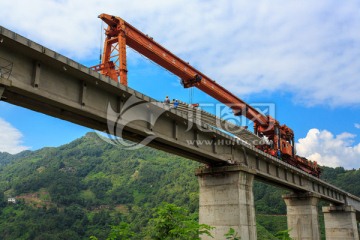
[{"xmin": 0, "ymin": 132, "xmax": 358, "ymax": 239}]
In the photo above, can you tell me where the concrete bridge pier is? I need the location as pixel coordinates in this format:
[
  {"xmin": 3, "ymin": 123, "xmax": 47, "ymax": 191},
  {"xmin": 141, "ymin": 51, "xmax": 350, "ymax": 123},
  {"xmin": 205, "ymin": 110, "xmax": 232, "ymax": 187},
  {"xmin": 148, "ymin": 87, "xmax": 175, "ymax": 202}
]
[
  {"xmin": 197, "ymin": 168, "xmax": 257, "ymax": 240},
  {"xmin": 282, "ymin": 192, "xmax": 321, "ymax": 240},
  {"xmin": 322, "ymin": 205, "xmax": 359, "ymax": 240}
]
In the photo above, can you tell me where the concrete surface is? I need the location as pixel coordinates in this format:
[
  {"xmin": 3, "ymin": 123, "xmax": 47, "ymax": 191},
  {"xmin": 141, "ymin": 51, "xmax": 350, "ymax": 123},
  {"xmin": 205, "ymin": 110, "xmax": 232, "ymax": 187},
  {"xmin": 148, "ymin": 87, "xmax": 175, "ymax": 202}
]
[
  {"xmin": 283, "ymin": 193, "xmax": 321, "ymax": 240},
  {"xmin": 323, "ymin": 205, "xmax": 359, "ymax": 240},
  {"xmin": 198, "ymin": 170, "xmax": 256, "ymax": 240}
]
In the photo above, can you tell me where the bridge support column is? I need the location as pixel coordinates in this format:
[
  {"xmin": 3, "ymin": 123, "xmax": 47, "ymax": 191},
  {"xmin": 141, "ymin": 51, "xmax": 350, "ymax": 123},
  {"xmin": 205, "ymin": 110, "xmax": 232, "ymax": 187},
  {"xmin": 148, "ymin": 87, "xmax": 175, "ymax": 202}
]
[
  {"xmin": 322, "ymin": 205, "xmax": 359, "ymax": 240},
  {"xmin": 197, "ymin": 169, "xmax": 256, "ymax": 240},
  {"xmin": 282, "ymin": 192, "xmax": 321, "ymax": 240}
]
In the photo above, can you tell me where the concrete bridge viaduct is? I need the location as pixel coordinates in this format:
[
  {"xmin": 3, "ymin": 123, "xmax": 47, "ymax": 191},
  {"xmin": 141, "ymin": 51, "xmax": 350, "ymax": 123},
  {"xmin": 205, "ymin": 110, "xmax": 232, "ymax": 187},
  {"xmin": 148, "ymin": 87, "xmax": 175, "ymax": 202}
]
[{"xmin": 0, "ymin": 26, "xmax": 359, "ymax": 239}]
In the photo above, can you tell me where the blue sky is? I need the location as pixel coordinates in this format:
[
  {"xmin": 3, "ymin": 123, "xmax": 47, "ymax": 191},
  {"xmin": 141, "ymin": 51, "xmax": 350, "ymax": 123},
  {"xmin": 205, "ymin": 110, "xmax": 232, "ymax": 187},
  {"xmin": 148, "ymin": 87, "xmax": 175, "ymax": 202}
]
[{"xmin": 1, "ymin": 0, "xmax": 360, "ymax": 169}]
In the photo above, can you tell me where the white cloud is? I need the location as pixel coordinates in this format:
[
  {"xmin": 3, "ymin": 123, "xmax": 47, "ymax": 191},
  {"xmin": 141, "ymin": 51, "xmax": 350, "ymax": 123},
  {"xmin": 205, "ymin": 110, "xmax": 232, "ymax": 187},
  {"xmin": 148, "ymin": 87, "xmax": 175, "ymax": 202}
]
[
  {"xmin": 355, "ymin": 123, "xmax": 360, "ymax": 129},
  {"xmin": 0, "ymin": 0, "xmax": 360, "ymax": 106},
  {"xmin": 296, "ymin": 128, "xmax": 360, "ymax": 169},
  {"xmin": 0, "ymin": 118, "xmax": 29, "ymax": 154}
]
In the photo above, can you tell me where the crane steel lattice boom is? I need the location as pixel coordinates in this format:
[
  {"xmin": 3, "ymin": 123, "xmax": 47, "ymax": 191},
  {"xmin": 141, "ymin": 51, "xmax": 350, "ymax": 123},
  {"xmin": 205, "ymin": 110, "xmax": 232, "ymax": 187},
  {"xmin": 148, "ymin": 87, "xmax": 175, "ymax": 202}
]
[
  {"xmin": 92, "ymin": 13, "xmax": 320, "ymax": 177},
  {"xmin": 92, "ymin": 14, "xmax": 267, "ymax": 123}
]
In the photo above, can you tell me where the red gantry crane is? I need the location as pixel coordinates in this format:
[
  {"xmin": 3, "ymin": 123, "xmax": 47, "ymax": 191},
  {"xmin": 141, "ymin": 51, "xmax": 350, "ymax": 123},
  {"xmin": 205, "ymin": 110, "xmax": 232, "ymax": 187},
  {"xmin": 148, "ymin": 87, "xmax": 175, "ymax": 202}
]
[{"xmin": 91, "ymin": 14, "xmax": 321, "ymax": 177}]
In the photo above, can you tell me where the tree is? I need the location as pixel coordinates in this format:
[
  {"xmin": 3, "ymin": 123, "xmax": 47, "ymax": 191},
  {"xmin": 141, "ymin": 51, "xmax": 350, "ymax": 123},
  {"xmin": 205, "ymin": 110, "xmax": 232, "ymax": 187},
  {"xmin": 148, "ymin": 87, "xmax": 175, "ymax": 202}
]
[
  {"xmin": 147, "ymin": 202, "xmax": 213, "ymax": 240},
  {"xmin": 90, "ymin": 222, "xmax": 135, "ymax": 240},
  {"xmin": 108, "ymin": 222, "xmax": 135, "ymax": 240}
]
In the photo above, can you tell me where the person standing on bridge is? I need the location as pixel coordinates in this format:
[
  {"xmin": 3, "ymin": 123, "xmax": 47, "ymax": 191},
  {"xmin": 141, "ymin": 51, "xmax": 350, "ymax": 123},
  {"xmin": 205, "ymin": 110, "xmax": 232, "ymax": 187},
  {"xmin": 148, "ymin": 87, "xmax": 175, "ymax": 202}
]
[
  {"xmin": 277, "ymin": 149, "xmax": 281, "ymax": 159},
  {"xmin": 164, "ymin": 96, "xmax": 170, "ymax": 109},
  {"xmin": 174, "ymin": 99, "xmax": 179, "ymax": 109}
]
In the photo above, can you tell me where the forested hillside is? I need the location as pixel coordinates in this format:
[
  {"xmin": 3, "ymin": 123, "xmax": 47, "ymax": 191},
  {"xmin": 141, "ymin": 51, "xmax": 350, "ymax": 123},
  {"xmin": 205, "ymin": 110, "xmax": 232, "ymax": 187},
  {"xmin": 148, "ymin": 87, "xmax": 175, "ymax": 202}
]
[{"xmin": 0, "ymin": 132, "xmax": 359, "ymax": 239}]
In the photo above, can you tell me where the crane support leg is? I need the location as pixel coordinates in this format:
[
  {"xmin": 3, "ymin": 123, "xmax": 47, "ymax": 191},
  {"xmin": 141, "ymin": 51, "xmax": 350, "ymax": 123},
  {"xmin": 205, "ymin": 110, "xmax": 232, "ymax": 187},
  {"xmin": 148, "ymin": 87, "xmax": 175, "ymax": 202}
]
[{"xmin": 118, "ymin": 29, "xmax": 128, "ymax": 85}]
